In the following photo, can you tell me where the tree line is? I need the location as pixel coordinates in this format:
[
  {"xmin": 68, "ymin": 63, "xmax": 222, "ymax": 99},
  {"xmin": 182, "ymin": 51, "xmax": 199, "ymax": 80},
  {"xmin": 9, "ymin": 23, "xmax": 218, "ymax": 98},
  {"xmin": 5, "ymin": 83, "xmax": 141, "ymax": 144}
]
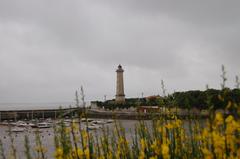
[{"xmin": 94, "ymin": 88, "xmax": 240, "ymax": 110}]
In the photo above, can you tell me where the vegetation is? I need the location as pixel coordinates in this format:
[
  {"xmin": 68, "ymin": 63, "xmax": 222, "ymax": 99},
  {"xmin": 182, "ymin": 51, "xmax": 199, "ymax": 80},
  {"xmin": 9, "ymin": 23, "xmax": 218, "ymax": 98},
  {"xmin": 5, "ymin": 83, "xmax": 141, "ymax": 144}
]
[
  {"xmin": 53, "ymin": 112, "xmax": 240, "ymax": 159},
  {"xmin": 94, "ymin": 88, "xmax": 240, "ymax": 110}
]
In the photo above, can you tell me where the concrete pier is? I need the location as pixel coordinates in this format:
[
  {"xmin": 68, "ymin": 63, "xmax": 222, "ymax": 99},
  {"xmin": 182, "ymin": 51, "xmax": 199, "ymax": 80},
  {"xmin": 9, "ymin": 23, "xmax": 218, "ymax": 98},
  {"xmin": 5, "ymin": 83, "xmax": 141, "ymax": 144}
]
[{"xmin": 0, "ymin": 107, "xmax": 81, "ymax": 121}]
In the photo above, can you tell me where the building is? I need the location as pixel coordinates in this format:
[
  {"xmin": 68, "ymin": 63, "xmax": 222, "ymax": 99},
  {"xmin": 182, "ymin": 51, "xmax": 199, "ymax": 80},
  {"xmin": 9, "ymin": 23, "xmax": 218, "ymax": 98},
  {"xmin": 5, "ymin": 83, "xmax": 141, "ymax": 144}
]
[
  {"xmin": 137, "ymin": 106, "xmax": 160, "ymax": 113},
  {"xmin": 115, "ymin": 64, "xmax": 125, "ymax": 104}
]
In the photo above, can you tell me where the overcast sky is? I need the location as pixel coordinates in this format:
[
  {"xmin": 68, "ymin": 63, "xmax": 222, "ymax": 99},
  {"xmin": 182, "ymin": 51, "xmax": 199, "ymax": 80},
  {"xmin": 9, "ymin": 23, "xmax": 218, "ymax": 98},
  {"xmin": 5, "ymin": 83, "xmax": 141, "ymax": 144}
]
[{"xmin": 0, "ymin": 0, "xmax": 240, "ymax": 105}]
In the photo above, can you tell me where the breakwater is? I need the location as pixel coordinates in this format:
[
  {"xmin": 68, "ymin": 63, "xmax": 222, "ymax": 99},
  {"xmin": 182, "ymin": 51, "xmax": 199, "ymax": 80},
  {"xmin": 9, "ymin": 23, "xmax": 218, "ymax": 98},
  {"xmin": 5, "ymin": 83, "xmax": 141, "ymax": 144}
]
[
  {"xmin": 0, "ymin": 108, "xmax": 80, "ymax": 121},
  {"xmin": 0, "ymin": 108, "xmax": 210, "ymax": 121}
]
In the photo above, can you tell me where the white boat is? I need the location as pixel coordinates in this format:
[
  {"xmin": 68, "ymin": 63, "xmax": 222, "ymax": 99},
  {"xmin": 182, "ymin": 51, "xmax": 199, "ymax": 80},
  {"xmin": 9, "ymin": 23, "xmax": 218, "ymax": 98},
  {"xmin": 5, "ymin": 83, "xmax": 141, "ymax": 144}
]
[
  {"xmin": 63, "ymin": 122, "xmax": 71, "ymax": 127},
  {"xmin": 12, "ymin": 121, "xmax": 38, "ymax": 128},
  {"xmin": 46, "ymin": 118, "xmax": 53, "ymax": 123},
  {"xmin": 64, "ymin": 119, "xmax": 72, "ymax": 123},
  {"xmin": 81, "ymin": 118, "xmax": 93, "ymax": 122},
  {"xmin": 106, "ymin": 119, "xmax": 114, "ymax": 123},
  {"xmin": 92, "ymin": 120, "xmax": 106, "ymax": 125},
  {"xmin": 1, "ymin": 121, "xmax": 9, "ymax": 126},
  {"xmin": 13, "ymin": 121, "xmax": 28, "ymax": 127},
  {"xmin": 37, "ymin": 122, "xmax": 51, "ymax": 128},
  {"xmin": 28, "ymin": 123, "xmax": 38, "ymax": 128},
  {"xmin": 87, "ymin": 124, "xmax": 101, "ymax": 130}
]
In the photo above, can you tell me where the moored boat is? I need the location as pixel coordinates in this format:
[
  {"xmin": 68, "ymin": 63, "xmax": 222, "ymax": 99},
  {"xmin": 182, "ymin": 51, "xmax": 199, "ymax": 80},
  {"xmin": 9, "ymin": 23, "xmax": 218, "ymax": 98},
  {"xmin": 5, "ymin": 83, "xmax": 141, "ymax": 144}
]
[
  {"xmin": 12, "ymin": 121, "xmax": 28, "ymax": 127},
  {"xmin": 37, "ymin": 122, "xmax": 51, "ymax": 128},
  {"xmin": 87, "ymin": 123, "xmax": 101, "ymax": 130},
  {"xmin": 106, "ymin": 119, "xmax": 114, "ymax": 123},
  {"xmin": 92, "ymin": 120, "xmax": 106, "ymax": 125},
  {"xmin": 28, "ymin": 123, "xmax": 38, "ymax": 128},
  {"xmin": 81, "ymin": 118, "xmax": 93, "ymax": 122}
]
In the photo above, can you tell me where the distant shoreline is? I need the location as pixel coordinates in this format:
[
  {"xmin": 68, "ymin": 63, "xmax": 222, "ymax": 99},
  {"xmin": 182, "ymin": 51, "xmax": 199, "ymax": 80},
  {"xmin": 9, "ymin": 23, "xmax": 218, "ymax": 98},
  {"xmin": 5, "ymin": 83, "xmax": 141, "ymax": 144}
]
[{"xmin": 0, "ymin": 102, "xmax": 78, "ymax": 111}]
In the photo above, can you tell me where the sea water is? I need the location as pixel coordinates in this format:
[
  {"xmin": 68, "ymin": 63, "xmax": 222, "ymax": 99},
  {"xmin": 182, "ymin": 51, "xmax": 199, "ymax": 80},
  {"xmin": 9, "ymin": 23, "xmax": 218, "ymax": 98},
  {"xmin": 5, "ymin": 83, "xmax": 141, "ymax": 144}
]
[{"xmin": 0, "ymin": 120, "xmax": 140, "ymax": 159}]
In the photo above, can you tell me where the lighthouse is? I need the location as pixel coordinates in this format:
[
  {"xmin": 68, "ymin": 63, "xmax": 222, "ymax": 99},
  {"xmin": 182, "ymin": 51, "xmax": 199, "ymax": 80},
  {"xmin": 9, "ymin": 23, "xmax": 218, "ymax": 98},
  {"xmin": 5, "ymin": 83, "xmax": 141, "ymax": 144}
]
[{"xmin": 115, "ymin": 64, "xmax": 125, "ymax": 104}]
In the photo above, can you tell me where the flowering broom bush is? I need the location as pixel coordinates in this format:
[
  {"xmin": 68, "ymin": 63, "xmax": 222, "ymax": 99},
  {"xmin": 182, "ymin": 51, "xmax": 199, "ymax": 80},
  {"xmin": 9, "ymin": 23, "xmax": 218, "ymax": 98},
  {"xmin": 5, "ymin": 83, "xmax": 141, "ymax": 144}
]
[{"xmin": 49, "ymin": 110, "xmax": 240, "ymax": 159}]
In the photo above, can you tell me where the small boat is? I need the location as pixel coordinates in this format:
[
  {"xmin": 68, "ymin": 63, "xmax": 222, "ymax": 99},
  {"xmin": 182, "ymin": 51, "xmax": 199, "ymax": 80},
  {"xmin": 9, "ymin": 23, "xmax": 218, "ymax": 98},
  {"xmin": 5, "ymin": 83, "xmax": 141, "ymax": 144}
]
[
  {"xmin": 87, "ymin": 124, "xmax": 101, "ymax": 130},
  {"xmin": 92, "ymin": 120, "xmax": 106, "ymax": 125},
  {"xmin": 64, "ymin": 119, "xmax": 72, "ymax": 123},
  {"xmin": 37, "ymin": 122, "xmax": 51, "ymax": 128},
  {"xmin": 13, "ymin": 121, "xmax": 28, "ymax": 127},
  {"xmin": 1, "ymin": 121, "xmax": 9, "ymax": 126},
  {"xmin": 46, "ymin": 118, "xmax": 53, "ymax": 123},
  {"xmin": 106, "ymin": 119, "xmax": 114, "ymax": 123},
  {"xmin": 28, "ymin": 123, "xmax": 38, "ymax": 128},
  {"xmin": 81, "ymin": 118, "xmax": 93, "ymax": 122},
  {"xmin": 63, "ymin": 122, "xmax": 71, "ymax": 127}
]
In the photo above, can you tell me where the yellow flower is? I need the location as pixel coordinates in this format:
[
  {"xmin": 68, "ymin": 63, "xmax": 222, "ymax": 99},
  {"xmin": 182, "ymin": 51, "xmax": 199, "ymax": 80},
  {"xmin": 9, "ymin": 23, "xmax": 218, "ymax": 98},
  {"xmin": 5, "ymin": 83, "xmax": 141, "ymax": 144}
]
[
  {"xmin": 158, "ymin": 127, "xmax": 163, "ymax": 133},
  {"xmin": 116, "ymin": 149, "xmax": 121, "ymax": 159},
  {"xmin": 165, "ymin": 123, "xmax": 174, "ymax": 129},
  {"xmin": 71, "ymin": 122, "xmax": 78, "ymax": 131},
  {"xmin": 119, "ymin": 137, "xmax": 125, "ymax": 145},
  {"xmin": 225, "ymin": 115, "xmax": 234, "ymax": 123},
  {"xmin": 77, "ymin": 148, "xmax": 84, "ymax": 156},
  {"xmin": 151, "ymin": 140, "xmax": 161, "ymax": 155},
  {"xmin": 202, "ymin": 128, "xmax": 209, "ymax": 137},
  {"xmin": 54, "ymin": 148, "xmax": 63, "ymax": 159},
  {"xmin": 237, "ymin": 148, "xmax": 240, "ymax": 158},
  {"xmin": 194, "ymin": 134, "xmax": 202, "ymax": 141},
  {"xmin": 98, "ymin": 156, "xmax": 105, "ymax": 159},
  {"xmin": 212, "ymin": 131, "xmax": 225, "ymax": 151},
  {"xmin": 161, "ymin": 143, "xmax": 170, "ymax": 159},
  {"xmin": 82, "ymin": 130, "xmax": 88, "ymax": 148},
  {"xmin": 64, "ymin": 127, "xmax": 71, "ymax": 134},
  {"xmin": 82, "ymin": 130, "xmax": 88, "ymax": 139},
  {"xmin": 138, "ymin": 151, "xmax": 145, "ymax": 159},
  {"xmin": 140, "ymin": 138, "xmax": 146, "ymax": 150},
  {"xmin": 202, "ymin": 148, "xmax": 213, "ymax": 159},
  {"xmin": 214, "ymin": 112, "xmax": 223, "ymax": 125},
  {"xmin": 107, "ymin": 151, "xmax": 113, "ymax": 159},
  {"xmin": 175, "ymin": 119, "xmax": 182, "ymax": 128},
  {"xmin": 84, "ymin": 148, "xmax": 90, "ymax": 159},
  {"xmin": 226, "ymin": 119, "xmax": 239, "ymax": 135}
]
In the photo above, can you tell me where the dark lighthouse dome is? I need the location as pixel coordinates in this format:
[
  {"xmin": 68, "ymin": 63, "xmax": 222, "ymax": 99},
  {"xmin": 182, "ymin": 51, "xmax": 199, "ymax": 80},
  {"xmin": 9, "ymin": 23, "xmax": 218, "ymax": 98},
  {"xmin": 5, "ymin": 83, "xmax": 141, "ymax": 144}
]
[{"xmin": 116, "ymin": 64, "xmax": 124, "ymax": 72}]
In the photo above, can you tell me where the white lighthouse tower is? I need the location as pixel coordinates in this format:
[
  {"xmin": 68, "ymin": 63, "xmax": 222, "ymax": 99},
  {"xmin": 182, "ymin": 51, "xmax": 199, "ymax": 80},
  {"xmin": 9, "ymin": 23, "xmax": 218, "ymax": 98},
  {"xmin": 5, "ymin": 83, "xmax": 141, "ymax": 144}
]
[{"xmin": 115, "ymin": 64, "xmax": 125, "ymax": 104}]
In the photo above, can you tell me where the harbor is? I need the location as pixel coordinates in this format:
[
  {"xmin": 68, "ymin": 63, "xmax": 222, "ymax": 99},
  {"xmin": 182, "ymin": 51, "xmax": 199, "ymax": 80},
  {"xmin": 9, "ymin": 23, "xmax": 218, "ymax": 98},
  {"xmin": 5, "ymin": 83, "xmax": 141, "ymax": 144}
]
[
  {"xmin": 0, "ymin": 117, "xmax": 122, "ymax": 158},
  {"xmin": 1, "ymin": 117, "xmax": 114, "ymax": 132}
]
